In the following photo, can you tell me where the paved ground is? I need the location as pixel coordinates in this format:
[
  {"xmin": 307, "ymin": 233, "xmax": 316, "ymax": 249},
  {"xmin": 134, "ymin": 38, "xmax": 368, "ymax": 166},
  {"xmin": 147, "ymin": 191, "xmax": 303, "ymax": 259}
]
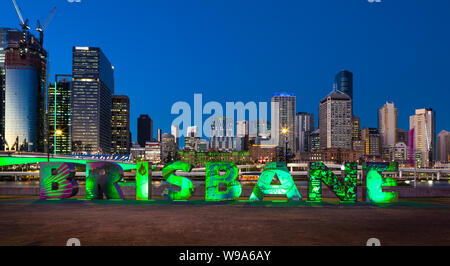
[{"xmin": 0, "ymin": 197, "xmax": 450, "ymax": 246}]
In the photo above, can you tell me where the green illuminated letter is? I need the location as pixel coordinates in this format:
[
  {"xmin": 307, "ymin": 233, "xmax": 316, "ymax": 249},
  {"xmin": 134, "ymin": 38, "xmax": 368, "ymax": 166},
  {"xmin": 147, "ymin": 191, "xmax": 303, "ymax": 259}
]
[
  {"xmin": 364, "ymin": 162, "xmax": 398, "ymax": 203},
  {"xmin": 308, "ymin": 162, "xmax": 357, "ymax": 202},
  {"xmin": 205, "ymin": 162, "xmax": 242, "ymax": 201},
  {"xmin": 136, "ymin": 161, "xmax": 152, "ymax": 200},
  {"xmin": 249, "ymin": 162, "xmax": 301, "ymax": 201},
  {"xmin": 39, "ymin": 162, "xmax": 79, "ymax": 200},
  {"xmin": 162, "ymin": 161, "xmax": 194, "ymax": 200}
]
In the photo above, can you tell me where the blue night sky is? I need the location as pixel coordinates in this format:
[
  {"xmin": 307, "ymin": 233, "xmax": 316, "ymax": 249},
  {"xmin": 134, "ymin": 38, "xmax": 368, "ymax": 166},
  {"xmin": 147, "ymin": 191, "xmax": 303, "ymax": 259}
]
[{"xmin": 1, "ymin": 0, "xmax": 449, "ymax": 141}]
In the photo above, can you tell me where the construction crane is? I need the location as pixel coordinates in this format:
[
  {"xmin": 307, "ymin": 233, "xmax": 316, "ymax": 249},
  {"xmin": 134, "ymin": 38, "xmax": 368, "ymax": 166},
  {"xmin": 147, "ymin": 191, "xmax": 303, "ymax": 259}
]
[
  {"xmin": 11, "ymin": 0, "xmax": 30, "ymax": 32},
  {"xmin": 36, "ymin": 7, "xmax": 56, "ymax": 46}
]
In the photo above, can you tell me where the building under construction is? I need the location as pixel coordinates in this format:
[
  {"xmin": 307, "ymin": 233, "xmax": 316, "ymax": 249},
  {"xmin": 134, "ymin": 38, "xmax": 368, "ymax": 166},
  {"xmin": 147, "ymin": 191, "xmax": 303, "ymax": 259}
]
[
  {"xmin": 1, "ymin": 1, "xmax": 54, "ymax": 152},
  {"xmin": 3, "ymin": 29, "xmax": 47, "ymax": 152}
]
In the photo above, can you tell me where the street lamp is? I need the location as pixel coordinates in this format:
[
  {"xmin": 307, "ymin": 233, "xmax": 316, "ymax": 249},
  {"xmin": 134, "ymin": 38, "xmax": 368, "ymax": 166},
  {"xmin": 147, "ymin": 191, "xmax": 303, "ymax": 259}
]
[
  {"xmin": 47, "ymin": 129, "xmax": 63, "ymax": 162},
  {"xmin": 281, "ymin": 128, "xmax": 288, "ymax": 164}
]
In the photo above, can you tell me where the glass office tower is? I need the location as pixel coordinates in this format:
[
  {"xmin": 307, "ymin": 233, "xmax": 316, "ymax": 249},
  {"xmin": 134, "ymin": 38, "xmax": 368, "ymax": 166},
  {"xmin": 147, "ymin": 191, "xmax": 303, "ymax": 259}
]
[
  {"xmin": 111, "ymin": 95, "xmax": 130, "ymax": 155},
  {"xmin": 335, "ymin": 70, "xmax": 353, "ymax": 99},
  {"xmin": 48, "ymin": 75, "xmax": 72, "ymax": 155},
  {"xmin": 335, "ymin": 70, "xmax": 354, "ymax": 113},
  {"xmin": 72, "ymin": 47, "xmax": 114, "ymax": 154},
  {"xmin": 295, "ymin": 112, "xmax": 314, "ymax": 152},
  {"xmin": 137, "ymin": 114, "xmax": 153, "ymax": 148},
  {"xmin": 271, "ymin": 93, "xmax": 296, "ymax": 154}
]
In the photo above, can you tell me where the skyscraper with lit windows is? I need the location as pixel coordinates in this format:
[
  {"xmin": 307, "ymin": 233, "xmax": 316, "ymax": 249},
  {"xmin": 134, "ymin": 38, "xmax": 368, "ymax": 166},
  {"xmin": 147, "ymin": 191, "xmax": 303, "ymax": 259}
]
[
  {"xmin": 271, "ymin": 93, "xmax": 296, "ymax": 154},
  {"xmin": 319, "ymin": 89, "xmax": 352, "ymax": 150},
  {"xmin": 71, "ymin": 47, "xmax": 114, "ymax": 154},
  {"xmin": 111, "ymin": 95, "xmax": 130, "ymax": 155},
  {"xmin": 48, "ymin": 75, "xmax": 72, "ymax": 155},
  {"xmin": 410, "ymin": 108, "xmax": 436, "ymax": 167}
]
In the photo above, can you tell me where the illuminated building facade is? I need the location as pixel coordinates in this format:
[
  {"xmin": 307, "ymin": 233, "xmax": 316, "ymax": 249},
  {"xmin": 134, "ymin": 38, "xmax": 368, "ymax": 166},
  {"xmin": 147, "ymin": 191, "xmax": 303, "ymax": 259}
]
[
  {"xmin": 111, "ymin": 95, "xmax": 130, "ymax": 155},
  {"xmin": 0, "ymin": 28, "xmax": 14, "ymax": 150},
  {"xmin": 361, "ymin": 128, "xmax": 381, "ymax": 157},
  {"xmin": 72, "ymin": 47, "xmax": 114, "ymax": 154},
  {"xmin": 378, "ymin": 102, "xmax": 398, "ymax": 146},
  {"xmin": 396, "ymin": 128, "xmax": 409, "ymax": 144},
  {"xmin": 409, "ymin": 108, "xmax": 436, "ymax": 168},
  {"xmin": 319, "ymin": 90, "xmax": 352, "ymax": 150},
  {"xmin": 178, "ymin": 150, "xmax": 251, "ymax": 167},
  {"xmin": 295, "ymin": 112, "xmax": 314, "ymax": 152},
  {"xmin": 48, "ymin": 75, "xmax": 72, "ymax": 155},
  {"xmin": 145, "ymin": 141, "xmax": 161, "ymax": 164},
  {"xmin": 210, "ymin": 117, "xmax": 234, "ymax": 137},
  {"xmin": 437, "ymin": 130, "xmax": 450, "ymax": 163},
  {"xmin": 4, "ymin": 30, "xmax": 47, "ymax": 152},
  {"xmin": 171, "ymin": 124, "xmax": 180, "ymax": 148},
  {"xmin": 161, "ymin": 133, "xmax": 177, "ymax": 162},
  {"xmin": 249, "ymin": 119, "xmax": 270, "ymax": 138},
  {"xmin": 236, "ymin": 120, "xmax": 248, "ymax": 138},
  {"xmin": 310, "ymin": 129, "xmax": 320, "ymax": 151},
  {"xmin": 271, "ymin": 93, "xmax": 296, "ymax": 153},
  {"xmin": 249, "ymin": 145, "xmax": 277, "ymax": 164}
]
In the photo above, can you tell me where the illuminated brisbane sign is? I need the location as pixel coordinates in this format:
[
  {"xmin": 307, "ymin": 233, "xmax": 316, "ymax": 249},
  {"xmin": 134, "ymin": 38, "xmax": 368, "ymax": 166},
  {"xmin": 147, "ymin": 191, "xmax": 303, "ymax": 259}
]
[{"xmin": 36, "ymin": 160, "xmax": 399, "ymax": 204}]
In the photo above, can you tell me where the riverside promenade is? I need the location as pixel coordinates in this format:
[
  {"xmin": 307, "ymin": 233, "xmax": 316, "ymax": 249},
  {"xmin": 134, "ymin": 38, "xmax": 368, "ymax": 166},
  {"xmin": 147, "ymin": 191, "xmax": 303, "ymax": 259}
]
[{"xmin": 1, "ymin": 196, "xmax": 450, "ymax": 246}]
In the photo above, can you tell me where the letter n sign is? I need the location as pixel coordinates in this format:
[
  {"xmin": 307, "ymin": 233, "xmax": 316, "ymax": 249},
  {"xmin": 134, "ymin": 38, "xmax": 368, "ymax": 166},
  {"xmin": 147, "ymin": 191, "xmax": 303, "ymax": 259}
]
[{"xmin": 308, "ymin": 162, "xmax": 357, "ymax": 202}]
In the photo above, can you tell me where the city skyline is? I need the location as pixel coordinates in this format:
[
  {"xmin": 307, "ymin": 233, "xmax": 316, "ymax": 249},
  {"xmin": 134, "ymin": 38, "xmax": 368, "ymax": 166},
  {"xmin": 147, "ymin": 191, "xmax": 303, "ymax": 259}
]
[{"xmin": 0, "ymin": 0, "xmax": 448, "ymax": 141}]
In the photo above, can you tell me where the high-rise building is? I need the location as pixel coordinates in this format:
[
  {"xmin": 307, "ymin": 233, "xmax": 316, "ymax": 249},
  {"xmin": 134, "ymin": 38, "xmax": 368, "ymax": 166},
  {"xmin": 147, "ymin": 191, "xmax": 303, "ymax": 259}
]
[
  {"xmin": 351, "ymin": 116, "xmax": 363, "ymax": 154},
  {"xmin": 334, "ymin": 70, "xmax": 353, "ymax": 109},
  {"xmin": 351, "ymin": 116, "xmax": 361, "ymax": 141},
  {"xmin": 396, "ymin": 128, "xmax": 409, "ymax": 144},
  {"xmin": 48, "ymin": 75, "xmax": 72, "ymax": 155},
  {"xmin": 184, "ymin": 136, "xmax": 199, "ymax": 151},
  {"xmin": 4, "ymin": 30, "xmax": 47, "ymax": 152},
  {"xmin": 378, "ymin": 102, "xmax": 398, "ymax": 146},
  {"xmin": 161, "ymin": 133, "xmax": 177, "ymax": 163},
  {"xmin": 187, "ymin": 126, "xmax": 198, "ymax": 137},
  {"xmin": 249, "ymin": 119, "xmax": 271, "ymax": 138},
  {"xmin": 130, "ymin": 142, "xmax": 145, "ymax": 161},
  {"xmin": 171, "ymin": 124, "xmax": 180, "ymax": 148},
  {"xmin": 361, "ymin": 128, "xmax": 381, "ymax": 157},
  {"xmin": 157, "ymin": 129, "xmax": 162, "ymax": 142},
  {"xmin": 310, "ymin": 129, "xmax": 320, "ymax": 151},
  {"xmin": 210, "ymin": 117, "xmax": 234, "ymax": 137},
  {"xmin": 0, "ymin": 28, "xmax": 14, "ymax": 150},
  {"xmin": 72, "ymin": 47, "xmax": 114, "ymax": 154},
  {"xmin": 137, "ymin": 114, "xmax": 153, "ymax": 147},
  {"xmin": 111, "ymin": 95, "xmax": 130, "ymax": 155},
  {"xmin": 437, "ymin": 130, "xmax": 450, "ymax": 163},
  {"xmin": 319, "ymin": 89, "xmax": 352, "ymax": 150},
  {"xmin": 295, "ymin": 112, "xmax": 314, "ymax": 152},
  {"xmin": 271, "ymin": 93, "xmax": 296, "ymax": 153},
  {"xmin": 145, "ymin": 141, "xmax": 161, "ymax": 164},
  {"xmin": 410, "ymin": 108, "xmax": 436, "ymax": 168},
  {"xmin": 236, "ymin": 120, "xmax": 249, "ymax": 138}
]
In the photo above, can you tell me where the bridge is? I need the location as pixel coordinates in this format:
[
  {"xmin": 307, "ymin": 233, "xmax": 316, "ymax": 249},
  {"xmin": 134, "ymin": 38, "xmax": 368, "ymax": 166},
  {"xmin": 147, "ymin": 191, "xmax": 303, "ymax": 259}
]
[
  {"xmin": 0, "ymin": 155, "xmax": 449, "ymax": 181},
  {"xmin": 0, "ymin": 153, "xmax": 136, "ymax": 171}
]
